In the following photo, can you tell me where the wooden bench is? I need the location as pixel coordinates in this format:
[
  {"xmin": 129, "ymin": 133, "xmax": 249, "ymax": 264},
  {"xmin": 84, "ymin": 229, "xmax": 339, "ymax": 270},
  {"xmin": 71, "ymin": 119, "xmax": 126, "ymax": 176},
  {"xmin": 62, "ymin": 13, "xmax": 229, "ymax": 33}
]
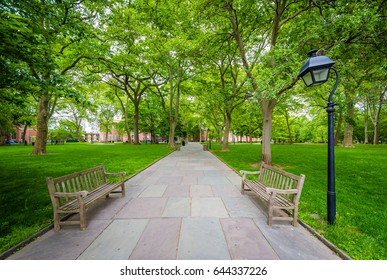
[
  {"xmin": 46, "ymin": 164, "xmax": 126, "ymax": 231},
  {"xmin": 240, "ymin": 162, "xmax": 305, "ymax": 226}
]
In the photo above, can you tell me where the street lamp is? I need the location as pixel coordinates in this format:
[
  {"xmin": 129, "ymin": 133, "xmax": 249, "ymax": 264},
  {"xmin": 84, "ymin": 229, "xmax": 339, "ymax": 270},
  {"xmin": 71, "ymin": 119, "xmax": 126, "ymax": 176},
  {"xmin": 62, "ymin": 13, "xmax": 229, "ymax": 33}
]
[{"xmin": 298, "ymin": 50, "xmax": 340, "ymax": 225}]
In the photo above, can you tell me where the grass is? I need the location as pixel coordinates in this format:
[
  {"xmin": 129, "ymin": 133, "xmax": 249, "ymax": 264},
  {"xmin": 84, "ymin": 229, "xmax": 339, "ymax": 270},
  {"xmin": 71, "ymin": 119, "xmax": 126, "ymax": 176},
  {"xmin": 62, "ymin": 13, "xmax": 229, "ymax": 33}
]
[
  {"xmin": 0, "ymin": 142, "xmax": 173, "ymax": 254},
  {"xmin": 210, "ymin": 143, "xmax": 387, "ymax": 260}
]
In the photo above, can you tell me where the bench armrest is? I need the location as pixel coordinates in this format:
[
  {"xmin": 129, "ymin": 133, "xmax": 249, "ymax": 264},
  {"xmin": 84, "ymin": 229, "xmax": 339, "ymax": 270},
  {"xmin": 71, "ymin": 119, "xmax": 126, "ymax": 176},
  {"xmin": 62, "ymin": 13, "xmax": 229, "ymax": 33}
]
[
  {"xmin": 105, "ymin": 172, "xmax": 126, "ymax": 180},
  {"xmin": 240, "ymin": 170, "xmax": 260, "ymax": 180},
  {"xmin": 53, "ymin": 191, "xmax": 88, "ymax": 198}
]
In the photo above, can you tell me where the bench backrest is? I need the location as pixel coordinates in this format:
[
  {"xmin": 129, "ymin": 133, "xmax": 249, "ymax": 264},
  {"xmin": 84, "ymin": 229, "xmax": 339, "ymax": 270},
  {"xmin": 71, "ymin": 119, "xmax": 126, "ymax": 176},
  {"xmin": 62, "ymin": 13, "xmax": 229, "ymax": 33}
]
[
  {"xmin": 46, "ymin": 165, "xmax": 107, "ymax": 206},
  {"xmin": 259, "ymin": 162, "xmax": 305, "ymax": 201}
]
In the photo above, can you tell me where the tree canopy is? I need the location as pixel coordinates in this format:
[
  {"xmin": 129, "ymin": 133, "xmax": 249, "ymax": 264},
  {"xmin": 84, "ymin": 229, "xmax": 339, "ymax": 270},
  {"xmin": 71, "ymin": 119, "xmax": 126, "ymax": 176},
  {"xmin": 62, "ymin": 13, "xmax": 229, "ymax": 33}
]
[{"xmin": 1, "ymin": 0, "xmax": 386, "ymax": 158}]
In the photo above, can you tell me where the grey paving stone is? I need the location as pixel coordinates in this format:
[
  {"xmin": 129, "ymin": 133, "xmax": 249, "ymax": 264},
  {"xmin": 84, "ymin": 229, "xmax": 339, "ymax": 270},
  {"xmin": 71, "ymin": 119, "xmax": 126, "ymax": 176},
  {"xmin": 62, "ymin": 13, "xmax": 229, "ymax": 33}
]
[
  {"xmin": 191, "ymin": 197, "xmax": 229, "ymax": 218},
  {"xmin": 115, "ymin": 197, "xmax": 167, "ymax": 218},
  {"xmin": 181, "ymin": 175, "xmax": 198, "ymax": 185},
  {"xmin": 125, "ymin": 185, "xmax": 148, "ymax": 198},
  {"xmin": 253, "ymin": 216, "xmax": 340, "ymax": 260},
  {"xmin": 162, "ymin": 197, "xmax": 191, "ymax": 217},
  {"xmin": 226, "ymin": 174, "xmax": 243, "ymax": 186},
  {"xmin": 139, "ymin": 184, "xmax": 167, "ymax": 197},
  {"xmin": 183, "ymin": 170, "xmax": 205, "ymax": 176},
  {"xmin": 156, "ymin": 176, "xmax": 183, "ymax": 185},
  {"xmin": 130, "ymin": 218, "xmax": 182, "ymax": 259},
  {"xmin": 163, "ymin": 184, "xmax": 190, "ymax": 197},
  {"xmin": 8, "ymin": 219, "xmax": 111, "ymax": 260},
  {"xmin": 178, "ymin": 217, "xmax": 231, "ymax": 260},
  {"xmin": 198, "ymin": 175, "xmax": 233, "ymax": 185},
  {"xmin": 190, "ymin": 184, "xmax": 214, "ymax": 197},
  {"xmin": 221, "ymin": 197, "xmax": 266, "ymax": 218},
  {"xmin": 211, "ymin": 184, "xmax": 243, "ymax": 197},
  {"xmin": 77, "ymin": 195, "xmax": 130, "ymax": 221},
  {"xmin": 220, "ymin": 218, "xmax": 279, "ymax": 260},
  {"xmin": 78, "ymin": 219, "xmax": 149, "ymax": 260}
]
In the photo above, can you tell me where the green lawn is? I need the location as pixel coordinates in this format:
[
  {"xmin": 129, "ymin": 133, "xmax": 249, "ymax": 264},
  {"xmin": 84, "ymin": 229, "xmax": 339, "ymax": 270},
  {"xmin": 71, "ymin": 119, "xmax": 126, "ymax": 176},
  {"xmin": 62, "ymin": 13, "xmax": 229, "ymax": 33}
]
[
  {"xmin": 211, "ymin": 143, "xmax": 387, "ymax": 260},
  {"xmin": 0, "ymin": 142, "xmax": 173, "ymax": 254}
]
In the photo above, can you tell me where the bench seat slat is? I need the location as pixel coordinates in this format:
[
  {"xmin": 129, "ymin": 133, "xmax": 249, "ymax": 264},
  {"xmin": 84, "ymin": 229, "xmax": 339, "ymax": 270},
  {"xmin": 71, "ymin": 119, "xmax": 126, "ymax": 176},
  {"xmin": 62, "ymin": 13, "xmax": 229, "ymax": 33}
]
[
  {"xmin": 244, "ymin": 180, "xmax": 294, "ymax": 208},
  {"xmin": 58, "ymin": 182, "xmax": 123, "ymax": 212}
]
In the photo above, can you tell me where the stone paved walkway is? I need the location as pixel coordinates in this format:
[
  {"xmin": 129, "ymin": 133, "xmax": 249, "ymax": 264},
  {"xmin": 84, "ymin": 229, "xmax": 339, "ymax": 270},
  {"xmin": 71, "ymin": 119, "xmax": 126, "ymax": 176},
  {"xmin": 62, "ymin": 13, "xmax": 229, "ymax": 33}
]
[{"xmin": 7, "ymin": 142, "xmax": 341, "ymax": 260}]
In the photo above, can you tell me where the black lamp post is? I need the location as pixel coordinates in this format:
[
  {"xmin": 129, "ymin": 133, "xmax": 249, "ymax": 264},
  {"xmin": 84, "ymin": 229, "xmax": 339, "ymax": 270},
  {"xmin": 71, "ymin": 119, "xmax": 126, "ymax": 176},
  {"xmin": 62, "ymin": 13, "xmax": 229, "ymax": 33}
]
[{"xmin": 298, "ymin": 50, "xmax": 340, "ymax": 224}]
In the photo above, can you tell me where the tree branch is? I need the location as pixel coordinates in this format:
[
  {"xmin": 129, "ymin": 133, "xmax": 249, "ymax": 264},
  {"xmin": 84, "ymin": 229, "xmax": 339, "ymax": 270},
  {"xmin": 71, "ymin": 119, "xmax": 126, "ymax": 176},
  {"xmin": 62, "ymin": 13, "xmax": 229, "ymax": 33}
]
[
  {"xmin": 280, "ymin": 1, "xmax": 312, "ymax": 27},
  {"xmin": 60, "ymin": 56, "xmax": 89, "ymax": 75},
  {"xmin": 277, "ymin": 76, "xmax": 299, "ymax": 97}
]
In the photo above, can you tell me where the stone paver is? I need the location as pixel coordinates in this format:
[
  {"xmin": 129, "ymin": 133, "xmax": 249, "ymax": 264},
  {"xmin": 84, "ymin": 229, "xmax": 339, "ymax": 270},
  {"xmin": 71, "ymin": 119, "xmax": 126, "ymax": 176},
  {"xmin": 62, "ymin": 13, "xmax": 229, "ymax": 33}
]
[
  {"xmin": 178, "ymin": 217, "xmax": 231, "ymax": 260},
  {"xmin": 162, "ymin": 197, "xmax": 191, "ymax": 217},
  {"xmin": 191, "ymin": 197, "xmax": 229, "ymax": 217},
  {"xmin": 130, "ymin": 218, "xmax": 182, "ymax": 260},
  {"xmin": 139, "ymin": 184, "xmax": 168, "ymax": 197},
  {"xmin": 7, "ymin": 142, "xmax": 341, "ymax": 260},
  {"xmin": 220, "ymin": 218, "xmax": 279, "ymax": 260},
  {"xmin": 78, "ymin": 219, "xmax": 149, "ymax": 260}
]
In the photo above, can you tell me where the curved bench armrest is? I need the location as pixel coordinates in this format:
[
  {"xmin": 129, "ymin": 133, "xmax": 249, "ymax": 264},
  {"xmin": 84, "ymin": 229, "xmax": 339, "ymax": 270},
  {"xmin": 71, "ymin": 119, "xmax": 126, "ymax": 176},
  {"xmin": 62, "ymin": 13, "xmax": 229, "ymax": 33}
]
[{"xmin": 240, "ymin": 170, "xmax": 260, "ymax": 180}]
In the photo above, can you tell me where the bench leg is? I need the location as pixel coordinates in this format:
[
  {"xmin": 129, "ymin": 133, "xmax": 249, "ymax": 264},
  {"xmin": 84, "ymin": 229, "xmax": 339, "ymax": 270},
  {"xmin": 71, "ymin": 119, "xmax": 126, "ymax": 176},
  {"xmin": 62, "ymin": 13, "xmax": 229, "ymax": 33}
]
[
  {"xmin": 241, "ymin": 182, "xmax": 245, "ymax": 195},
  {"xmin": 79, "ymin": 205, "xmax": 87, "ymax": 230},
  {"xmin": 267, "ymin": 200, "xmax": 274, "ymax": 226},
  {"xmin": 53, "ymin": 211, "xmax": 60, "ymax": 232},
  {"xmin": 292, "ymin": 208, "xmax": 298, "ymax": 227},
  {"xmin": 121, "ymin": 182, "xmax": 126, "ymax": 197}
]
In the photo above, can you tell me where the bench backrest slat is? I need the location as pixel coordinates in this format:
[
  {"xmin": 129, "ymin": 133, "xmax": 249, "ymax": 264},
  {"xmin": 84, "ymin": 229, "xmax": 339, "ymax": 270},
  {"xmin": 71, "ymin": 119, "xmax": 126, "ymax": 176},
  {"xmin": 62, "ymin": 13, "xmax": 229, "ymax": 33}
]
[{"xmin": 258, "ymin": 162, "xmax": 305, "ymax": 202}]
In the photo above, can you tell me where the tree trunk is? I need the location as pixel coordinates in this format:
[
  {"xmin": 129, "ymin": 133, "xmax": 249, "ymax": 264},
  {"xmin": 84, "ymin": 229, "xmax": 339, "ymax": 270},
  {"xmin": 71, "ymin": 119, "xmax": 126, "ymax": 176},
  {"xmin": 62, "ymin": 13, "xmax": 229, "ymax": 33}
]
[
  {"xmin": 133, "ymin": 103, "xmax": 140, "ymax": 144},
  {"xmin": 370, "ymin": 85, "xmax": 385, "ymax": 145},
  {"xmin": 33, "ymin": 93, "xmax": 50, "ymax": 154},
  {"xmin": 334, "ymin": 110, "xmax": 342, "ymax": 146},
  {"xmin": 372, "ymin": 91, "xmax": 384, "ymax": 144},
  {"xmin": 342, "ymin": 122, "xmax": 354, "ymax": 147},
  {"xmin": 123, "ymin": 95, "xmax": 132, "ymax": 144},
  {"xmin": 261, "ymin": 100, "xmax": 276, "ymax": 165},
  {"xmin": 373, "ymin": 123, "xmax": 379, "ymax": 144},
  {"xmin": 22, "ymin": 123, "xmax": 28, "ymax": 144},
  {"xmin": 222, "ymin": 111, "xmax": 232, "ymax": 151},
  {"xmin": 364, "ymin": 103, "xmax": 369, "ymax": 144},
  {"xmin": 217, "ymin": 127, "xmax": 223, "ymax": 144},
  {"xmin": 342, "ymin": 101, "xmax": 354, "ymax": 147},
  {"xmin": 168, "ymin": 120, "xmax": 176, "ymax": 147},
  {"xmin": 167, "ymin": 60, "xmax": 182, "ymax": 149}
]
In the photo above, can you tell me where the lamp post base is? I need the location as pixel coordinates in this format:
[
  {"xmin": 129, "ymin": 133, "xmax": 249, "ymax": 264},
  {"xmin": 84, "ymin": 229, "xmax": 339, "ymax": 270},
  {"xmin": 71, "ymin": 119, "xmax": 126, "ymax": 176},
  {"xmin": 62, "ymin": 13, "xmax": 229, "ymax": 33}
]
[{"xmin": 327, "ymin": 191, "xmax": 336, "ymax": 224}]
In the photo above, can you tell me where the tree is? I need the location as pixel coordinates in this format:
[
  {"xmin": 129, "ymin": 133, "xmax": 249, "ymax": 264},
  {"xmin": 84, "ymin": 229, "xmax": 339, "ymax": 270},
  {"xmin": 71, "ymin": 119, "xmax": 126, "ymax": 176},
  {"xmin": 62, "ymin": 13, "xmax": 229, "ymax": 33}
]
[
  {"xmin": 367, "ymin": 83, "xmax": 387, "ymax": 144},
  {"xmin": 299, "ymin": 0, "xmax": 387, "ymax": 147},
  {"xmin": 224, "ymin": 0, "xmax": 316, "ymax": 164},
  {"xmin": 53, "ymin": 89, "xmax": 93, "ymax": 142},
  {"xmin": 97, "ymin": 103, "xmax": 117, "ymax": 143},
  {"xmin": 0, "ymin": 1, "xmax": 101, "ymax": 154},
  {"xmin": 209, "ymin": 50, "xmax": 249, "ymax": 151},
  {"xmin": 232, "ymin": 98, "xmax": 262, "ymax": 143},
  {"xmin": 139, "ymin": 93, "xmax": 166, "ymax": 143}
]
